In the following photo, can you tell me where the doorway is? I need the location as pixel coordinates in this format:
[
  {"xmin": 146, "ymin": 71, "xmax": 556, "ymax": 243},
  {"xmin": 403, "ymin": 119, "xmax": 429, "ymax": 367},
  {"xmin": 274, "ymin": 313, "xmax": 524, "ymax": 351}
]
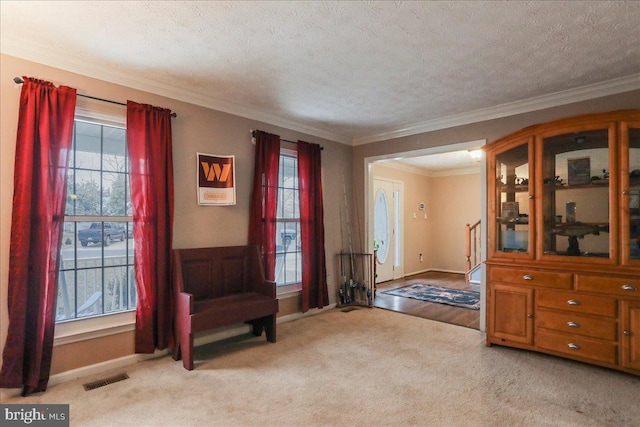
[{"xmin": 365, "ymin": 139, "xmax": 488, "ymax": 331}]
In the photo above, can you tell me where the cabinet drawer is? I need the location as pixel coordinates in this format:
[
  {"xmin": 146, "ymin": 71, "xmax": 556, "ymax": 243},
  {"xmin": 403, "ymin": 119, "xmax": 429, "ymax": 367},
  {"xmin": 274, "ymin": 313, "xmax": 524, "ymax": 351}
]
[
  {"xmin": 536, "ymin": 330, "xmax": 618, "ymax": 365},
  {"xmin": 536, "ymin": 289, "xmax": 617, "ymax": 318},
  {"xmin": 536, "ymin": 309, "xmax": 617, "ymax": 341},
  {"xmin": 576, "ymin": 275, "xmax": 640, "ymax": 298},
  {"xmin": 490, "ymin": 267, "xmax": 572, "ymax": 289}
]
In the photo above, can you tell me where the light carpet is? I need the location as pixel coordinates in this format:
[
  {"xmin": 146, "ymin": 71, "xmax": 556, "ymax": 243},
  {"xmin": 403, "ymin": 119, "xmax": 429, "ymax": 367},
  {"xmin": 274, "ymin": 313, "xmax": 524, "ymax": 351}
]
[{"xmin": 3, "ymin": 308, "xmax": 639, "ymax": 426}]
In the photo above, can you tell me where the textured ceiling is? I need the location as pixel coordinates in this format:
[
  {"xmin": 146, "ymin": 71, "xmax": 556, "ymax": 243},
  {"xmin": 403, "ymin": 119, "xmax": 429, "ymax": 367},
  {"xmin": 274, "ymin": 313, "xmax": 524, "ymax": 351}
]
[
  {"xmin": 1, "ymin": 1, "xmax": 640, "ymax": 150},
  {"xmin": 389, "ymin": 150, "xmax": 482, "ymax": 174}
]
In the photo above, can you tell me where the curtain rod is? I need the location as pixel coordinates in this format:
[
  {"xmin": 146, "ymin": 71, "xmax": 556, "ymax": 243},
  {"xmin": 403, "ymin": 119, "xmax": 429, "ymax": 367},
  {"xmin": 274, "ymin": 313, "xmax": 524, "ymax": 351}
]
[
  {"xmin": 13, "ymin": 77, "xmax": 177, "ymax": 118},
  {"xmin": 251, "ymin": 130, "xmax": 323, "ymax": 150}
]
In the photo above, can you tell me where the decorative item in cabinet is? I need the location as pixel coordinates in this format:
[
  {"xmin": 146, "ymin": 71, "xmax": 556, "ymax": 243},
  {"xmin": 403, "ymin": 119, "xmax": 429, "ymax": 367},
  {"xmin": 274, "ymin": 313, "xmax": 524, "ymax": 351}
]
[
  {"xmin": 336, "ymin": 252, "xmax": 374, "ymax": 307},
  {"xmin": 541, "ymin": 127, "xmax": 613, "ymax": 259},
  {"xmin": 491, "ymin": 137, "xmax": 533, "ymax": 256},
  {"xmin": 622, "ymin": 123, "xmax": 640, "ymax": 265}
]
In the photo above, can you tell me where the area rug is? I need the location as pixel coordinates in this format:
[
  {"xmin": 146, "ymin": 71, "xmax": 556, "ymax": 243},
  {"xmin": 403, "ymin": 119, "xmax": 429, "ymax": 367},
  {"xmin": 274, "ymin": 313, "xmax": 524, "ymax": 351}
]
[{"xmin": 381, "ymin": 283, "xmax": 480, "ymax": 310}]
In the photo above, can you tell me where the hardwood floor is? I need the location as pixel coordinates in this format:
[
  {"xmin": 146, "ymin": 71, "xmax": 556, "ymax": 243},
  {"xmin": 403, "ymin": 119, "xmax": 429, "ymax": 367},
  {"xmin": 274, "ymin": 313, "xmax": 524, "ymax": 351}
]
[{"xmin": 374, "ymin": 271, "xmax": 480, "ymax": 330}]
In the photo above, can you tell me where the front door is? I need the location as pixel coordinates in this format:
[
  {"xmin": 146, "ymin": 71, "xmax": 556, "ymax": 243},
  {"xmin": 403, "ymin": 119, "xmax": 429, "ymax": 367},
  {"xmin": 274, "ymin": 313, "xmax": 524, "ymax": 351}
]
[{"xmin": 373, "ymin": 178, "xmax": 400, "ymax": 283}]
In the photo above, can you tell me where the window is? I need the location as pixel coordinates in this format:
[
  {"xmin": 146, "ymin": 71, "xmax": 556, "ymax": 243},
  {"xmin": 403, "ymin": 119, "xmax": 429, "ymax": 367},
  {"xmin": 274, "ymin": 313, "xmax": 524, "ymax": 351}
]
[
  {"xmin": 56, "ymin": 118, "xmax": 136, "ymax": 322},
  {"xmin": 275, "ymin": 150, "xmax": 302, "ymax": 287}
]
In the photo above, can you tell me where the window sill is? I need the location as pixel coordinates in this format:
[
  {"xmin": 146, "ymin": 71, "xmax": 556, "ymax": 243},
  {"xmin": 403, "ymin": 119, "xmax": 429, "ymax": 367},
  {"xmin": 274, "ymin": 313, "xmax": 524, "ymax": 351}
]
[
  {"xmin": 54, "ymin": 310, "xmax": 136, "ymax": 346},
  {"xmin": 277, "ymin": 282, "xmax": 302, "ymax": 298}
]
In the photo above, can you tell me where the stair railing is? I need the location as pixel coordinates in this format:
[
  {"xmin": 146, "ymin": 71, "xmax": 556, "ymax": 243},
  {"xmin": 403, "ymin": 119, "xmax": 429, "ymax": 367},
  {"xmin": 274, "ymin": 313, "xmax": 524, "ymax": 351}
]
[{"xmin": 465, "ymin": 220, "xmax": 481, "ymax": 282}]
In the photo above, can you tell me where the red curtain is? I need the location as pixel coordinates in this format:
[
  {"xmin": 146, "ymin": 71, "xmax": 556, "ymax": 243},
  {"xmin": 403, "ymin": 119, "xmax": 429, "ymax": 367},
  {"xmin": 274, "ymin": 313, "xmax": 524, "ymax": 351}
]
[
  {"xmin": 127, "ymin": 101, "xmax": 175, "ymax": 354},
  {"xmin": 248, "ymin": 131, "xmax": 280, "ymax": 280},
  {"xmin": 0, "ymin": 78, "xmax": 76, "ymax": 395},
  {"xmin": 298, "ymin": 141, "xmax": 329, "ymax": 312}
]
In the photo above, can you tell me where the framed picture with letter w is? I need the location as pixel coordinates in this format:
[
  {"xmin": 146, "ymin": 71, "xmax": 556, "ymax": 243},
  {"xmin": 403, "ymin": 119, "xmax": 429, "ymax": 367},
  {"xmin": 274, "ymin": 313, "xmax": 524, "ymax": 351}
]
[{"xmin": 197, "ymin": 153, "xmax": 236, "ymax": 205}]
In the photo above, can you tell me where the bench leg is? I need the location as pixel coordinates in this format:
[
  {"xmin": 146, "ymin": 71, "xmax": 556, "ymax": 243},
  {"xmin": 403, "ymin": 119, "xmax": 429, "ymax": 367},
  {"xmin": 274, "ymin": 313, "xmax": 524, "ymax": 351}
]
[
  {"xmin": 181, "ymin": 331, "xmax": 194, "ymax": 371},
  {"xmin": 251, "ymin": 320, "xmax": 264, "ymax": 337},
  {"xmin": 172, "ymin": 341, "xmax": 181, "ymax": 361},
  {"xmin": 265, "ymin": 314, "xmax": 276, "ymax": 343}
]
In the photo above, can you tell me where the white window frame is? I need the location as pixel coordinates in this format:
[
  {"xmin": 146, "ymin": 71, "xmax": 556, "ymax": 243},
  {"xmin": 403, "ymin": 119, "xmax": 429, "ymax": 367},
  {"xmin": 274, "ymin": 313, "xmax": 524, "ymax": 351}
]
[
  {"xmin": 54, "ymin": 108, "xmax": 136, "ymax": 345},
  {"xmin": 275, "ymin": 147, "xmax": 302, "ymax": 295}
]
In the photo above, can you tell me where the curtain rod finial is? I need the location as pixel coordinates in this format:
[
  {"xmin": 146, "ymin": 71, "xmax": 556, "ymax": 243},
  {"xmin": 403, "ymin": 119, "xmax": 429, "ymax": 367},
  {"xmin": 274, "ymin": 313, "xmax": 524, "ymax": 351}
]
[{"xmin": 14, "ymin": 77, "xmax": 24, "ymax": 84}]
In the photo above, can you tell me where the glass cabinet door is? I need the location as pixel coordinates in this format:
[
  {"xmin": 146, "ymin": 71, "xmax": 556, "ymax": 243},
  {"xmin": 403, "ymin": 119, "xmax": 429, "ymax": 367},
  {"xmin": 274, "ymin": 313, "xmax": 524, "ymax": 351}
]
[
  {"xmin": 540, "ymin": 127, "xmax": 612, "ymax": 259},
  {"xmin": 494, "ymin": 139, "xmax": 531, "ymax": 255},
  {"xmin": 622, "ymin": 123, "xmax": 640, "ymax": 265}
]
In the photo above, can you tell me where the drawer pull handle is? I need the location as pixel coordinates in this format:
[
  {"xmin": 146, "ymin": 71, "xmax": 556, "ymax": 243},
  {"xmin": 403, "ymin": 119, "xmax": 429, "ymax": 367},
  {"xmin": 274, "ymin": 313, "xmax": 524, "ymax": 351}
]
[
  {"xmin": 624, "ymin": 330, "xmax": 631, "ymax": 336},
  {"xmin": 567, "ymin": 321, "xmax": 580, "ymax": 328},
  {"xmin": 567, "ymin": 299, "xmax": 580, "ymax": 306},
  {"xmin": 568, "ymin": 343, "xmax": 581, "ymax": 350},
  {"xmin": 527, "ymin": 313, "xmax": 533, "ymax": 319},
  {"xmin": 621, "ymin": 284, "xmax": 637, "ymax": 291},
  {"xmin": 523, "ymin": 275, "xmax": 534, "ymax": 281}
]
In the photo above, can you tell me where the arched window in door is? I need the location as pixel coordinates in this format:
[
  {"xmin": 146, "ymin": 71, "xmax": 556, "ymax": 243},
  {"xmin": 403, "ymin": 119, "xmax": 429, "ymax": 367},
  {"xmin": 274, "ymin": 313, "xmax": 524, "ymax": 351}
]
[{"xmin": 374, "ymin": 189, "xmax": 390, "ymax": 263}]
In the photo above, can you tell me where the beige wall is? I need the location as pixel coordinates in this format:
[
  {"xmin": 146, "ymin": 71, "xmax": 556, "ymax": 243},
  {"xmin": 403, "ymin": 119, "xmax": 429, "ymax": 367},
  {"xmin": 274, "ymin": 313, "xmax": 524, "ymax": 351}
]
[
  {"xmin": 0, "ymin": 54, "xmax": 352, "ymax": 376},
  {"xmin": 430, "ymin": 173, "xmax": 482, "ymax": 272},
  {"xmin": 372, "ymin": 164, "xmax": 481, "ymax": 275}
]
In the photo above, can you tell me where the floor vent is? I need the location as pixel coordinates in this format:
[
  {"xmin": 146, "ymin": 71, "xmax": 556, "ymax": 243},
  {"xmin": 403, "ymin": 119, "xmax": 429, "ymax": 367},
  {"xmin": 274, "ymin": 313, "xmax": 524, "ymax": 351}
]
[{"xmin": 83, "ymin": 373, "xmax": 129, "ymax": 391}]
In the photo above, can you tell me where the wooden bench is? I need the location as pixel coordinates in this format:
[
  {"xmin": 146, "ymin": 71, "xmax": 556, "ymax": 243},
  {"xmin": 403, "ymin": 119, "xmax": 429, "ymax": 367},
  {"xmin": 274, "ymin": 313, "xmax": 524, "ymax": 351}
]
[{"xmin": 172, "ymin": 245, "xmax": 279, "ymax": 370}]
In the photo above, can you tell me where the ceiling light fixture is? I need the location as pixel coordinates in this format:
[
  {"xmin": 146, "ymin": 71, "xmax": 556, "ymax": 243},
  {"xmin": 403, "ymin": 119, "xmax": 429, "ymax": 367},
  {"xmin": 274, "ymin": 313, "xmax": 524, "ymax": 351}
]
[{"xmin": 468, "ymin": 149, "xmax": 482, "ymax": 161}]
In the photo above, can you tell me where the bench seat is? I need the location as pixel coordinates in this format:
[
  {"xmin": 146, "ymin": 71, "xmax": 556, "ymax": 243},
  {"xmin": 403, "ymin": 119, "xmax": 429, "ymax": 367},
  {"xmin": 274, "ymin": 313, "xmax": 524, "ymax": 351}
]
[{"xmin": 172, "ymin": 245, "xmax": 279, "ymax": 370}]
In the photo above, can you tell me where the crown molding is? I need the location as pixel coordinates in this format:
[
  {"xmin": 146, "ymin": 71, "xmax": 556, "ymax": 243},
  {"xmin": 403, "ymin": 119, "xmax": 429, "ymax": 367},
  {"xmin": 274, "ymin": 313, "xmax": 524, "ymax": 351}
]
[
  {"xmin": 1, "ymin": 36, "xmax": 352, "ymax": 145},
  {"xmin": 352, "ymin": 73, "xmax": 640, "ymax": 146},
  {"xmin": 430, "ymin": 166, "xmax": 480, "ymax": 177},
  {"xmin": 378, "ymin": 161, "xmax": 432, "ymax": 176},
  {"xmin": 381, "ymin": 160, "xmax": 480, "ymax": 177},
  {"xmin": 4, "ymin": 34, "xmax": 638, "ymax": 148}
]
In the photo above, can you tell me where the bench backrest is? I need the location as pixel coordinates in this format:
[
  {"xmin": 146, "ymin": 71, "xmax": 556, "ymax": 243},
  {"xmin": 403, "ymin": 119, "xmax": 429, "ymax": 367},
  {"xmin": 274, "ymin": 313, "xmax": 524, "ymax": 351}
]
[{"xmin": 174, "ymin": 245, "xmax": 266, "ymax": 300}]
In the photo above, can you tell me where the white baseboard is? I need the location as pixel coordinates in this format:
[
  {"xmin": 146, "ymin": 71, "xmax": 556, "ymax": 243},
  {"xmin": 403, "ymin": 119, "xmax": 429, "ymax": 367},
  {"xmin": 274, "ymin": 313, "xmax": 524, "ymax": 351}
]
[
  {"xmin": 51, "ymin": 350, "xmax": 170, "ymax": 387},
  {"xmin": 403, "ymin": 268, "xmax": 465, "ymax": 278},
  {"xmin": 193, "ymin": 303, "xmax": 337, "ymax": 347},
  {"xmin": 0, "ymin": 350, "xmax": 169, "ymax": 400},
  {"xmin": 1, "ymin": 304, "xmax": 339, "ymax": 400},
  {"xmin": 277, "ymin": 303, "xmax": 337, "ymax": 323},
  {"xmin": 403, "ymin": 268, "xmax": 431, "ymax": 277}
]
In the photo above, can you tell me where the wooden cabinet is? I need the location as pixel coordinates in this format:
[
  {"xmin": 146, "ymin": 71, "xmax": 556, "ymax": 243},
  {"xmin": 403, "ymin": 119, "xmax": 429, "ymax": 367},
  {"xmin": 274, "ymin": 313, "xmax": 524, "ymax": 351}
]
[
  {"xmin": 621, "ymin": 300, "xmax": 640, "ymax": 370},
  {"xmin": 485, "ymin": 110, "xmax": 640, "ymax": 376},
  {"xmin": 488, "ymin": 284, "xmax": 533, "ymax": 345}
]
